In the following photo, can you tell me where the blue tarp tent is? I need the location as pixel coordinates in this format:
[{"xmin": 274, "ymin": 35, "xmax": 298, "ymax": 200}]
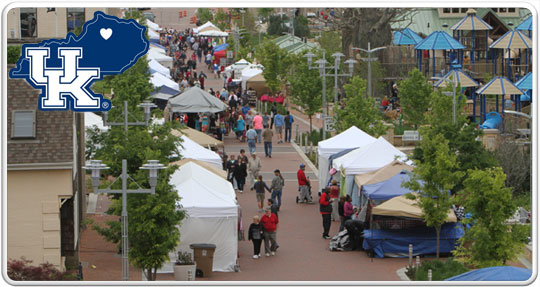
[
  {"xmin": 446, "ymin": 266, "xmax": 532, "ymax": 281},
  {"xmin": 362, "ymin": 171, "xmax": 419, "ymax": 201},
  {"xmin": 363, "ymin": 223, "xmax": 464, "ymax": 258},
  {"xmin": 213, "ymin": 43, "xmax": 229, "ymax": 52}
]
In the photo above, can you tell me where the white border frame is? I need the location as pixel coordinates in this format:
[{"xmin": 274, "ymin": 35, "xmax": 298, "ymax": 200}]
[{"xmin": 2, "ymin": 1, "xmax": 538, "ymax": 286}]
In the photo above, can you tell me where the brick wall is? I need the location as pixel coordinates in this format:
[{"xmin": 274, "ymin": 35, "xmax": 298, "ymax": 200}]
[{"xmin": 7, "ymin": 65, "xmax": 74, "ymax": 164}]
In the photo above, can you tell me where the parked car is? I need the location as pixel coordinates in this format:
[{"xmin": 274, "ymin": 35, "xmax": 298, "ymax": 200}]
[{"xmin": 142, "ymin": 12, "xmax": 155, "ymax": 22}]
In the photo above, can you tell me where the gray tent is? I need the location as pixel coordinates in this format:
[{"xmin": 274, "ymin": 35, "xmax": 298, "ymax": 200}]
[{"xmin": 167, "ymin": 86, "xmax": 227, "ymax": 114}]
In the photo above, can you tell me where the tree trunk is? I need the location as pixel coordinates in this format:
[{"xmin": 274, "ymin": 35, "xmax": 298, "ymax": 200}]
[
  {"xmin": 309, "ymin": 115, "xmax": 313, "ymax": 135},
  {"xmin": 435, "ymin": 225, "xmax": 441, "ymax": 259}
]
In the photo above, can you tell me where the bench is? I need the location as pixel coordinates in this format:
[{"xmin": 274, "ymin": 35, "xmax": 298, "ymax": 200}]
[{"xmin": 402, "ymin": 130, "xmax": 421, "ymax": 144}]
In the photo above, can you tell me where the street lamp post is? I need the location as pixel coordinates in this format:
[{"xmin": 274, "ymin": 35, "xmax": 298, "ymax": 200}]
[
  {"xmin": 240, "ymin": 9, "xmax": 245, "ymax": 27},
  {"xmin": 304, "ymin": 51, "xmax": 356, "ymax": 140},
  {"xmin": 102, "ymin": 100, "xmax": 156, "ymax": 134},
  {"xmin": 352, "ymin": 42, "xmax": 387, "ymax": 98}
]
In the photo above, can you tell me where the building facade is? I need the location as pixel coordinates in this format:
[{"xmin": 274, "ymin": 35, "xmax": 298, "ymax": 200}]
[{"xmin": 7, "ymin": 67, "xmax": 86, "ymax": 270}]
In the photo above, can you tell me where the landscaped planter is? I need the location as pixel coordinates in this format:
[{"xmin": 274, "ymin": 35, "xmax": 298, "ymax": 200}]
[
  {"xmin": 173, "ymin": 263, "xmax": 196, "ymax": 281},
  {"xmin": 393, "ymin": 135, "xmax": 403, "ymax": 146}
]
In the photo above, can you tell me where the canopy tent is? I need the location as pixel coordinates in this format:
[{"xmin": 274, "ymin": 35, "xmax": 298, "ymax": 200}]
[
  {"xmin": 198, "ymin": 25, "xmax": 222, "ymax": 33},
  {"xmin": 450, "ymin": 9, "xmax": 492, "ymax": 64},
  {"xmin": 146, "ymin": 19, "xmax": 162, "ymax": 31},
  {"xmin": 147, "ymin": 28, "xmax": 160, "ymax": 43},
  {"xmin": 516, "ymin": 15, "xmax": 532, "ymax": 38},
  {"xmin": 167, "ymin": 86, "xmax": 227, "ymax": 114},
  {"xmin": 213, "ymin": 49, "xmax": 227, "ymax": 64},
  {"xmin": 372, "ymin": 193, "xmax": 457, "ymax": 222},
  {"xmin": 475, "ymin": 76, "xmax": 524, "ymax": 123},
  {"xmin": 446, "ymin": 266, "xmax": 532, "ymax": 281},
  {"xmin": 149, "ymin": 59, "xmax": 171, "ymax": 78},
  {"xmin": 176, "ymin": 135, "xmax": 223, "ymax": 169},
  {"xmin": 147, "ymin": 49, "xmax": 173, "ymax": 68},
  {"xmin": 317, "ymin": 126, "xmax": 377, "ymax": 188},
  {"xmin": 194, "ymin": 21, "xmax": 219, "ymax": 34},
  {"xmin": 151, "ymin": 86, "xmax": 179, "ymax": 110},
  {"xmin": 150, "ymin": 72, "xmax": 179, "ymax": 92},
  {"xmin": 150, "ymin": 43, "xmax": 167, "ymax": 53},
  {"xmin": 199, "ymin": 30, "xmax": 229, "ymax": 37},
  {"xmin": 393, "ymin": 28, "xmax": 423, "ymax": 45},
  {"xmin": 433, "ymin": 69, "xmax": 479, "ymax": 88},
  {"xmin": 224, "ymin": 59, "xmax": 251, "ymax": 78},
  {"xmin": 213, "ymin": 43, "xmax": 229, "ymax": 52},
  {"xmin": 149, "ymin": 46, "xmax": 166, "ymax": 55},
  {"xmin": 169, "ymin": 158, "xmax": 227, "ymax": 179},
  {"xmin": 241, "ymin": 68, "xmax": 263, "ymax": 91},
  {"xmin": 355, "ymin": 161, "xmax": 414, "ymax": 189},
  {"xmin": 362, "ymin": 171, "xmax": 419, "ymax": 201},
  {"xmin": 489, "ymin": 30, "xmax": 532, "ymax": 78},
  {"xmin": 84, "ymin": 112, "xmax": 108, "ymax": 132},
  {"xmin": 515, "ymin": 72, "xmax": 532, "ymax": 91},
  {"xmin": 246, "ymin": 74, "xmax": 270, "ymax": 96},
  {"xmin": 171, "ymin": 127, "xmax": 224, "ymax": 148},
  {"xmin": 162, "ymin": 162, "xmax": 237, "ymax": 273},
  {"xmin": 414, "ymin": 31, "xmax": 466, "ymax": 77},
  {"xmin": 332, "ymin": 136, "xmax": 410, "ymax": 176}
]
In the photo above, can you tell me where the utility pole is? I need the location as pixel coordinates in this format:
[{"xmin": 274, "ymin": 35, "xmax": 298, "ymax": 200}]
[{"xmin": 353, "ymin": 42, "xmax": 387, "ymax": 98}]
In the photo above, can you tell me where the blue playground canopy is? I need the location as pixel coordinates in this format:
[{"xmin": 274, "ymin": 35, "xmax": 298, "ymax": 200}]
[
  {"xmin": 446, "ymin": 266, "xmax": 532, "ymax": 281},
  {"xmin": 515, "ymin": 72, "xmax": 532, "ymax": 91},
  {"xmin": 393, "ymin": 28, "xmax": 423, "ymax": 45},
  {"xmin": 213, "ymin": 43, "xmax": 229, "ymax": 52},
  {"xmin": 415, "ymin": 31, "xmax": 466, "ymax": 50},
  {"xmin": 516, "ymin": 16, "xmax": 532, "ymax": 31},
  {"xmin": 362, "ymin": 171, "xmax": 420, "ymax": 201}
]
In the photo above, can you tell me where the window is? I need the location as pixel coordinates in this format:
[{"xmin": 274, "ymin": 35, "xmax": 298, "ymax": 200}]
[
  {"xmin": 508, "ymin": 8, "xmax": 516, "ymax": 13},
  {"xmin": 20, "ymin": 8, "xmax": 37, "ymax": 37},
  {"xmin": 67, "ymin": 8, "xmax": 85, "ymax": 33},
  {"xmin": 491, "ymin": 8, "xmax": 499, "ymax": 13},
  {"xmin": 452, "ymin": 8, "xmax": 460, "ymax": 13},
  {"xmin": 11, "ymin": 110, "xmax": 35, "ymax": 138},
  {"xmin": 443, "ymin": 8, "xmax": 451, "ymax": 13},
  {"xmin": 461, "ymin": 8, "xmax": 468, "ymax": 13},
  {"xmin": 499, "ymin": 8, "xmax": 507, "ymax": 13}
]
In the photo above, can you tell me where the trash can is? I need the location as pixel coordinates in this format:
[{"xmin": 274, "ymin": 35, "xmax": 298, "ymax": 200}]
[{"xmin": 189, "ymin": 243, "xmax": 216, "ymax": 278}]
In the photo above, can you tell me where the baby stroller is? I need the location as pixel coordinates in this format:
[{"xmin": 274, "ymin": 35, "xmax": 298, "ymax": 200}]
[{"xmin": 296, "ymin": 176, "xmax": 314, "ymax": 204}]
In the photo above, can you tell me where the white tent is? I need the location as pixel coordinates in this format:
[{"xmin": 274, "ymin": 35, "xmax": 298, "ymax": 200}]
[
  {"xmin": 147, "ymin": 49, "xmax": 173, "ymax": 68},
  {"xmin": 149, "ymin": 46, "xmax": 166, "ymax": 55},
  {"xmin": 198, "ymin": 30, "xmax": 229, "ymax": 37},
  {"xmin": 84, "ymin": 112, "xmax": 108, "ymax": 132},
  {"xmin": 150, "ymin": 72, "xmax": 179, "ymax": 91},
  {"xmin": 240, "ymin": 68, "xmax": 263, "ymax": 91},
  {"xmin": 160, "ymin": 161, "xmax": 238, "ymax": 273},
  {"xmin": 149, "ymin": 59, "xmax": 171, "ymax": 78},
  {"xmin": 150, "ymin": 43, "xmax": 167, "ymax": 53},
  {"xmin": 194, "ymin": 21, "xmax": 219, "ymax": 34},
  {"xmin": 176, "ymin": 135, "xmax": 222, "ymax": 169},
  {"xmin": 332, "ymin": 136, "xmax": 409, "ymax": 175},
  {"xmin": 317, "ymin": 126, "xmax": 377, "ymax": 187},
  {"xmin": 146, "ymin": 19, "xmax": 162, "ymax": 31},
  {"xmin": 148, "ymin": 28, "xmax": 160, "ymax": 40},
  {"xmin": 224, "ymin": 59, "xmax": 251, "ymax": 78}
]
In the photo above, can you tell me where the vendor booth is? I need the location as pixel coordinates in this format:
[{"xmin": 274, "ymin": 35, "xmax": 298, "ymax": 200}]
[
  {"xmin": 159, "ymin": 162, "xmax": 238, "ymax": 273},
  {"xmin": 150, "ymin": 72, "xmax": 179, "ymax": 92},
  {"xmin": 246, "ymin": 74, "xmax": 270, "ymax": 96},
  {"xmin": 147, "ymin": 48, "xmax": 173, "ymax": 68},
  {"xmin": 167, "ymin": 86, "xmax": 227, "ymax": 115},
  {"xmin": 169, "ymin": 158, "xmax": 227, "ymax": 179},
  {"xmin": 171, "ymin": 127, "xmax": 224, "ymax": 149},
  {"xmin": 176, "ymin": 135, "xmax": 223, "ymax": 169}
]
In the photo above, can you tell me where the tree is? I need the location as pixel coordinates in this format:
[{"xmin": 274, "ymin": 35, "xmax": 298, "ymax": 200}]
[
  {"xmin": 404, "ymin": 132, "xmax": 464, "ymax": 258},
  {"xmin": 293, "ymin": 15, "xmax": 310, "ymax": 38},
  {"xmin": 317, "ymin": 31, "xmax": 342, "ymax": 56},
  {"xmin": 8, "ymin": 258, "xmax": 77, "ymax": 281},
  {"xmin": 213, "ymin": 8, "xmax": 230, "ymax": 31},
  {"xmin": 267, "ymin": 14, "xmax": 288, "ymax": 36},
  {"xmin": 88, "ymin": 58, "xmax": 185, "ymax": 281},
  {"xmin": 289, "ymin": 54, "xmax": 322, "ymax": 134},
  {"xmin": 257, "ymin": 39, "xmax": 292, "ymax": 95},
  {"xmin": 398, "ymin": 68, "xmax": 432, "ymax": 128},
  {"xmin": 493, "ymin": 139, "xmax": 531, "ymax": 196},
  {"xmin": 196, "ymin": 8, "xmax": 213, "ymax": 24},
  {"xmin": 8, "ymin": 45, "xmax": 21, "ymax": 64},
  {"xmin": 334, "ymin": 76, "xmax": 388, "ymax": 136},
  {"xmin": 454, "ymin": 167, "xmax": 529, "ymax": 267}
]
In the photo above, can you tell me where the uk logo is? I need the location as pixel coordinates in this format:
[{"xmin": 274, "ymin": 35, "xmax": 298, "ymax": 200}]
[{"xmin": 9, "ymin": 12, "xmax": 149, "ymax": 112}]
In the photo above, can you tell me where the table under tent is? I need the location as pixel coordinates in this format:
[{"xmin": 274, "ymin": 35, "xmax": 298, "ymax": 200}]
[{"xmin": 159, "ymin": 161, "xmax": 239, "ymax": 274}]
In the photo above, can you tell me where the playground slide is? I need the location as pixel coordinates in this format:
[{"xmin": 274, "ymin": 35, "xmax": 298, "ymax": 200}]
[{"xmin": 480, "ymin": 112, "xmax": 502, "ymax": 129}]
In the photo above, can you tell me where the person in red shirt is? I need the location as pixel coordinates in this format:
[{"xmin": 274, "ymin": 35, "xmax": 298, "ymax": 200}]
[
  {"xmin": 260, "ymin": 208, "xmax": 279, "ymax": 256},
  {"xmin": 329, "ymin": 180, "xmax": 340, "ymax": 221},
  {"xmin": 297, "ymin": 163, "xmax": 312, "ymax": 203},
  {"xmin": 381, "ymin": 96, "xmax": 390, "ymax": 110},
  {"xmin": 319, "ymin": 187, "xmax": 332, "ymax": 239}
]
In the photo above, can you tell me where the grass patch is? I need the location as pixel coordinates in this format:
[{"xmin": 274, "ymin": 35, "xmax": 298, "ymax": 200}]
[{"xmin": 408, "ymin": 258, "xmax": 469, "ymax": 281}]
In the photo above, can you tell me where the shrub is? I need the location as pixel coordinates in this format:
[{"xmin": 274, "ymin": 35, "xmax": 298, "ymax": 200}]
[
  {"xmin": 175, "ymin": 251, "xmax": 194, "ymax": 265},
  {"xmin": 7, "ymin": 257, "xmax": 77, "ymax": 281},
  {"xmin": 411, "ymin": 258, "xmax": 469, "ymax": 281},
  {"xmin": 8, "ymin": 45, "xmax": 21, "ymax": 64}
]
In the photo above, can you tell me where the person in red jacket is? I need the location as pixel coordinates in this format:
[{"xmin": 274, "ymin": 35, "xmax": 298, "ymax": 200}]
[
  {"xmin": 260, "ymin": 208, "xmax": 279, "ymax": 256},
  {"xmin": 319, "ymin": 187, "xmax": 332, "ymax": 239},
  {"xmin": 297, "ymin": 163, "xmax": 312, "ymax": 203}
]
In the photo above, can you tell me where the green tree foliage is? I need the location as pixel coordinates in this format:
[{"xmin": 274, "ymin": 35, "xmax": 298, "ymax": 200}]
[
  {"xmin": 257, "ymin": 8, "xmax": 274, "ymax": 23},
  {"xmin": 293, "ymin": 15, "xmax": 310, "ymax": 38},
  {"xmin": 404, "ymin": 133, "xmax": 464, "ymax": 258},
  {"xmin": 454, "ymin": 167, "xmax": 529, "ymax": 267},
  {"xmin": 334, "ymin": 76, "xmax": 388, "ymax": 136},
  {"xmin": 88, "ymin": 58, "xmax": 185, "ymax": 281},
  {"xmin": 398, "ymin": 68, "xmax": 432, "ymax": 128},
  {"xmin": 354, "ymin": 59, "xmax": 386, "ymax": 99},
  {"xmin": 289, "ymin": 54, "xmax": 322, "ymax": 134},
  {"xmin": 317, "ymin": 31, "xmax": 342, "ymax": 56},
  {"xmin": 412, "ymin": 88, "xmax": 498, "ymax": 193},
  {"xmin": 196, "ymin": 8, "xmax": 213, "ymax": 24},
  {"xmin": 267, "ymin": 15, "xmax": 288, "ymax": 36},
  {"xmin": 214, "ymin": 8, "xmax": 230, "ymax": 31},
  {"xmin": 493, "ymin": 139, "xmax": 531, "ymax": 195},
  {"xmin": 257, "ymin": 39, "xmax": 292, "ymax": 95},
  {"xmin": 7, "ymin": 45, "xmax": 21, "ymax": 64}
]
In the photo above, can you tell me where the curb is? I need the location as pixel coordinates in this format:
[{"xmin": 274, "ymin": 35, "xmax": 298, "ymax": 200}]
[
  {"xmin": 290, "ymin": 140, "xmax": 319, "ymax": 177},
  {"xmin": 396, "ymin": 267, "xmax": 411, "ymax": 281}
]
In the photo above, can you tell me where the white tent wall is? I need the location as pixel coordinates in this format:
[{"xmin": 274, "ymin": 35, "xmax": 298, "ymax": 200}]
[
  {"xmin": 159, "ymin": 216, "xmax": 238, "ymax": 273},
  {"xmin": 318, "ymin": 154, "xmax": 331, "ymax": 189}
]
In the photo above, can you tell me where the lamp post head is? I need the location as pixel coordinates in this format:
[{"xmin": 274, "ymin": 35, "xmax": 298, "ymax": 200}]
[
  {"xmin": 140, "ymin": 160, "xmax": 166, "ymax": 194},
  {"xmin": 83, "ymin": 160, "xmax": 110, "ymax": 192},
  {"xmin": 344, "ymin": 59, "xmax": 357, "ymax": 75},
  {"xmin": 138, "ymin": 101, "xmax": 157, "ymax": 123},
  {"xmin": 304, "ymin": 52, "xmax": 315, "ymax": 66},
  {"xmin": 332, "ymin": 52, "xmax": 344, "ymax": 66},
  {"xmin": 314, "ymin": 59, "xmax": 328, "ymax": 75}
]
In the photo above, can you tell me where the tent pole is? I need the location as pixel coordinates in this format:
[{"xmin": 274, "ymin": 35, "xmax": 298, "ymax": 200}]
[
  {"xmin": 473, "ymin": 93, "xmax": 477, "ymax": 123},
  {"xmin": 472, "ymin": 29, "xmax": 475, "ymax": 64},
  {"xmin": 486, "ymin": 30, "xmax": 489, "ymax": 64}
]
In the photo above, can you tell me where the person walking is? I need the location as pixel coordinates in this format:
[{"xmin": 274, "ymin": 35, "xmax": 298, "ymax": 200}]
[
  {"xmin": 262, "ymin": 125, "xmax": 274, "ymax": 158},
  {"xmin": 274, "ymin": 111, "xmax": 285, "ymax": 144},
  {"xmin": 253, "ymin": 112, "xmax": 263, "ymax": 143},
  {"xmin": 252, "ymin": 175, "xmax": 271, "ymax": 211},
  {"xmin": 246, "ymin": 127, "xmax": 258, "ymax": 154},
  {"xmin": 320, "ymin": 187, "xmax": 332, "ymax": 239},
  {"xmin": 234, "ymin": 157, "xmax": 248, "ymax": 193},
  {"xmin": 236, "ymin": 115, "xmax": 245, "ymax": 142},
  {"xmin": 248, "ymin": 216, "xmax": 264, "ymax": 259},
  {"xmin": 270, "ymin": 169, "xmax": 285, "ymax": 210},
  {"xmin": 284, "ymin": 111, "xmax": 294, "ymax": 143},
  {"xmin": 338, "ymin": 196, "xmax": 346, "ymax": 231},
  {"xmin": 247, "ymin": 153, "xmax": 262, "ymax": 188},
  {"xmin": 267, "ymin": 199, "xmax": 279, "ymax": 218},
  {"xmin": 239, "ymin": 149, "xmax": 249, "ymax": 164},
  {"xmin": 262, "ymin": 112, "xmax": 270, "ymax": 129},
  {"xmin": 226, "ymin": 155, "xmax": 237, "ymax": 185},
  {"xmin": 329, "ymin": 180, "xmax": 340, "ymax": 221},
  {"xmin": 270, "ymin": 103, "xmax": 277, "ymax": 129},
  {"xmin": 245, "ymin": 110, "xmax": 254, "ymax": 130},
  {"xmin": 260, "ymin": 208, "xmax": 279, "ymax": 256},
  {"xmin": 297, "ymin": 163, "xmax": 312, "ymax": 203}
]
